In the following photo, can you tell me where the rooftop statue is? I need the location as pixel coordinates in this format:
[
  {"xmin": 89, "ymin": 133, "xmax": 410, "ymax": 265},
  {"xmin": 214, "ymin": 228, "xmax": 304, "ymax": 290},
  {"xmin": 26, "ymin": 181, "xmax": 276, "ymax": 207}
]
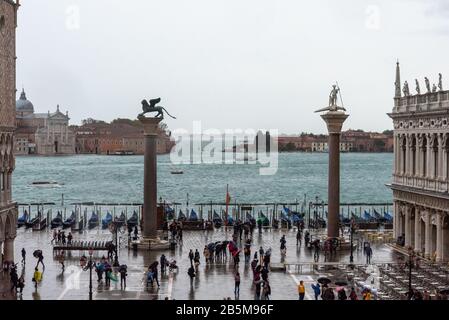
[
  {"xmin": 432, "ymin": 84, "xmax": 438, "ymax": 93},
  {"xmin": 438, "ymin": 73, "xmax": 443, "ymax": 91},
  {"xmin": 425, "ymin": 77, "xmax": 431, "ymax": 93},
  {"xmin": 138, "ymin": 97, "xmax": 176, "ymax": 119},
  {"xmin": 403, "ymin": 81, "xmax": 410, "ymax": 97},
  {"xmin": 415, "ymin": 79, "xmax": 420, "ymax": 95},
  {"xmin": 315, "ymin": 84, "xmax": 347, "ymax": 113}
]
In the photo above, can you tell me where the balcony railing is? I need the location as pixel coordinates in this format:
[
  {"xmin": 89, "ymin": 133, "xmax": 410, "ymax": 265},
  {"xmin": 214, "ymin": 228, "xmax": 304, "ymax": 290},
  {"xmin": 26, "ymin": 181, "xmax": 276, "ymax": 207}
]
[
  {"xmin": 392, "ymin": 174, "xmax": 449, "ymax": 193},
  {"xmin": 394, "ymin": 91, "xmax": 449, "ymax": 113}
]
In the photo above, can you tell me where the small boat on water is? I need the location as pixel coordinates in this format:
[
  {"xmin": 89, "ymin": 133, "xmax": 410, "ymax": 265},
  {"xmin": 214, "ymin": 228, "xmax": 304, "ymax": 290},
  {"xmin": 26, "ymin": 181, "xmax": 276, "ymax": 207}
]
[
  {"xmin": 17, "ymin": 211, "xmax": 29, "ymax": 228},
  {"xmin": 102, "ymin": 212, "xmax": 113, "ymax": 229},
  {"xmin": 213, "ymin": 210, "xmax": 222, "ymax": 227},
  {"xmin": 114, "ymin": 212, "xmax": 126, "ymax": 227},
  {"xmin": 25, "ymin": 216, "xmax": 39, "ymax": 229},
  {"xmin": 257, "ymin": 211, "xmax": 270, "ymax": 226},
  {"xmin": 88, "ymin": 212, "xmax": 99, "ymax": 229},
  {"xmin": 170, "ymin": 170, "xmax": 184, "ymax": 174},
  {"xmin": 62, "ymin": 212, "xmax": 76, "ymax": 229},
  {"xmin": 178, "ymin": 209, "xmax": 186, "ymax": 221},
  {"xmin": 127, "ymin": 211, "xmax": 139, "ymax": 228},
  {"xmin": 113, "ymin": 150, "xmax": 135, "ymax": 155},
  {"xmin": 188, "ymin": 209, "xmax": 198, "ymax": 221},
  {"xmin": 31, "ymin": 181, "xmax": 63, "ymax": 188},
  {"xmin": 51, "ymin": 212, "xmax": 63, "ymax": 229}
]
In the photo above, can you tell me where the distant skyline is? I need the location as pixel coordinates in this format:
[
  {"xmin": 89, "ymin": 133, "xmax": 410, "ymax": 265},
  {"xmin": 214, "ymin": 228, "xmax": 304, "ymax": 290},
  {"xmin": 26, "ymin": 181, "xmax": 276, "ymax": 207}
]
[{"xmin": 15, "ymin": 0, "xmax": 449, "ymax": 134}]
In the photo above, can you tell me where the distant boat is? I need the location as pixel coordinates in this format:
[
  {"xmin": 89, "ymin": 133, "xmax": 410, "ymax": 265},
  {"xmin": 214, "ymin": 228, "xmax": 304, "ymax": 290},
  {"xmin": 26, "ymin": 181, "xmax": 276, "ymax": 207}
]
[
  {"xmin": 178, "ymin": 209, "xmax": 186, "ymax": 220},
  {"xmin": 127, "ymin": 211, "xmax": 139, "ymax": 228},
  {"xmin": 170, "ymin": 170, "xmax": 184, "ymax": 174},
  {"xmin": 62, "ymin": 211, "xmax": 76, "ymax": 229},
  {"xmin": 113, "ymin": 150, "xmax": 134, "ymax": 155},
  {"xmin": 102, "ymin": 212, "xmax": 113, "ymax": 229},
  {"xmin": 31, "ymin": 181, "xmax": 63, "ymax": 187},
  {"xmin": 189, "ymin": 209, "xmax": 198, "ymax": 221},
  {"xmin": 51, "ymin": 212, "xmax": 63, "ymax": 229},
  {"xmin": 88, "ymin": 212, "xmax": 99, "ymax": 229},
  {"xmin": 115, "ymin": 212, "xmax": 126, "ymax": 227},
  {"xmin": 25, "ymin": 216, "xmax": 39, "ymax": 229},
  {"xmin": 17, "ymin": 211, "xmax": 29, "ymax": 228}
]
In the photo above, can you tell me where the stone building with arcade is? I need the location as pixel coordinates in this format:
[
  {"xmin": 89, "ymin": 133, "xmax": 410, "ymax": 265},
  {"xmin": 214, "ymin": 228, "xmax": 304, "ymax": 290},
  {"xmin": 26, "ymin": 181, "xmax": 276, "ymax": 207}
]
[
  {"xmin": 389, "ymin": 62, "xmax": 449, "ymax": 262},
  {"xmin": 0, "ymin": 0, "xmax": 19, "ymax": 266}
]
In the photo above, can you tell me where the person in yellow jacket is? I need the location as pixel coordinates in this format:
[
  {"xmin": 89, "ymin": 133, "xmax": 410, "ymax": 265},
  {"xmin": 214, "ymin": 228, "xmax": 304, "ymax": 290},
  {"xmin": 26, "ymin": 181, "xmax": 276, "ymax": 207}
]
[
  {"xmin": 298, "ymin": 280, "xmax": 306, "ymax": 300},
  {"xmin": 32, "ymin": 267, "xmax": 42, "ymax": 288},
  {"xmin": 362, "ymin": 290, "xmax": 371, "ymax": 300}
]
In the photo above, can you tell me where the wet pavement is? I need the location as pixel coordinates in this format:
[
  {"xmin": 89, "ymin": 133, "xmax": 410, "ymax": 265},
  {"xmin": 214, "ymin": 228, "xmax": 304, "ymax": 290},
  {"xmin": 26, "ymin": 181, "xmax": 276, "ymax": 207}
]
[{"xmin": 1, "ymin": 227, "xmax": 403, "ymax": 300}]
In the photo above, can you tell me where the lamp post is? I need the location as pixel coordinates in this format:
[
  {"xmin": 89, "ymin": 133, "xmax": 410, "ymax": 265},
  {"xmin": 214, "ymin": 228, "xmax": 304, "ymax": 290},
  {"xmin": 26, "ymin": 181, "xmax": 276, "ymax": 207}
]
[
  {"xmin": 80, "ymin": 248, "xmax": 94, "ymax": 300},
  {"xmin": 349, "ymin": 218, "xmax": 355, "ymax": 264}
]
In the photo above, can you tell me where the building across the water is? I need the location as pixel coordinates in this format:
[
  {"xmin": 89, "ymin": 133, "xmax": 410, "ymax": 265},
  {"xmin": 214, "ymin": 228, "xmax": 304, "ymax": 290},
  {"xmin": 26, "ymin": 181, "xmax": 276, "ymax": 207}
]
[
  {"xmin": 74, "ymin": 118, "xmax": 175, "ymax": 155},
  {"xmin": 389, "ymin": 62, "xmax": 449, "ymax": 262},
  {"xmin": 15, "ymin": 89, "xmax": 76, "ymax": 155},
  {"xmin": 0, "ymin": 0, "xmax": 19, "ymax": 266}
]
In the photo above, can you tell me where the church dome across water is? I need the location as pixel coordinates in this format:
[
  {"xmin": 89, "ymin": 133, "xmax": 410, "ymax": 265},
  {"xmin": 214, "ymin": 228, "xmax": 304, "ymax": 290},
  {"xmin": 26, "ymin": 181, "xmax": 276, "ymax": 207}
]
[{"xmin": 16, "ymin": 88, "xmax": 34, "ymax": 114}]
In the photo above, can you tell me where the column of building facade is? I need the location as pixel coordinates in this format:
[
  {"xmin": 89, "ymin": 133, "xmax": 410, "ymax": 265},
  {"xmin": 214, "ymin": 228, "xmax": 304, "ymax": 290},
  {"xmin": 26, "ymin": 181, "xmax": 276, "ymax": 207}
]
[
  {"xmin": 426, "ymin": 134, "xmax": 432, "ymax": 179},
  {"xmin": 442, "ymin": 134, "xmax": 448, "ymax": 181},
  {"xmin": 404, "ymin": 204, "xmax": 411, "ymax": 247},
  {"xmin": 397, "ymin": 134, "xmax": 403, "ymax": 175},
  {"xmin": 414, "ymin": 206, "xmax": 421, "ymax": 252},
  {"xmin": 435, "ymin": 212, "xmax": 443, "ymax": 262},
  {"xmin": 393, "ymin": 134, "xmax": 398, "ymax": 175},
  {"xmin": 393, "ymin": 201, "xmax": 399, "ymax": 238},
  {"xmin": 424, "ymin": 210, "xmax": 432, "ymax": 258},
  {"xmin": 415, "ymin": 134, "xmax": 422, "ymax": 177},
  {"xmin": 437, "ymin": 133, "xmax": 444, "ymax": 180}
]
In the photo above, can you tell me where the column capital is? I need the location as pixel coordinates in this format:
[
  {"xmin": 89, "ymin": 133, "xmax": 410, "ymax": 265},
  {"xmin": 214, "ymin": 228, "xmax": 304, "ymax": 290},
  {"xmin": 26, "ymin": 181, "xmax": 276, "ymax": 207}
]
[
  {"xmin": 320, "ymin": 111, "xmax": 349, "ymax": 134},
  {"xmin": 138, "ymin": 116, "xmax": 163, "ymax": 136}
]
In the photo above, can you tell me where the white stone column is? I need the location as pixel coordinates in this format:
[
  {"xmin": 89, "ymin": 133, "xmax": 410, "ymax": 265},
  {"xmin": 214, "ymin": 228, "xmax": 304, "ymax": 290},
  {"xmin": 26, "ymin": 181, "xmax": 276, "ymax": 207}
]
[
  {"xmin": 425, "ymin": 211, "xmax": 432, "ymax": 258},
  {"xmin": 416, "ymin": 138, "xmax": 421, "ymax": 177},
  {"xmin": 398, "ymin": 135, "xmax": 403, "ymax": 175},
  {"xmin": 436, "ymin": 213, "xmax": 443, "ymax": 262},
  {"xmin": 4, "ymin": 237, "xmax": 14, "ymax": 262},
  {"xmin": 426, "ymin": 135, "xmax": 432, "ymax": 179},
  {"xmin": 393, "ymin": 134, "xmax": 398, "ymax": 175},
  {"xmin": 405, "ymin": 205, "xmax": 411, "ymax": 247},
  {"xmin": 438, "ymin": 134, "xmax": 444, "ymax": 180},
  {"xmin": 414, "ymin": 207, "xmax": 421, "ymax": 252}
]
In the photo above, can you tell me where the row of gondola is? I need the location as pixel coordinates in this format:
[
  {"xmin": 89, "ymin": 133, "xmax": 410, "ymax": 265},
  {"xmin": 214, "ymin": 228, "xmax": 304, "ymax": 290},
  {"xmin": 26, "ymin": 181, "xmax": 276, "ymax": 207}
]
[{"xmin": 17, "ymin": 210, "xmax": 140, "ymax": 230}]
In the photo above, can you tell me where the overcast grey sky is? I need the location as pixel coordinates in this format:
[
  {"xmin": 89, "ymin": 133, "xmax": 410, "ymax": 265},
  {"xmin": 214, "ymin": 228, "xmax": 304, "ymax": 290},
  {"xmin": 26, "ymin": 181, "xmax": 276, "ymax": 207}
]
[{"xmin": 15, "ymin": 0, "xmax": 449, "ymax": 134}]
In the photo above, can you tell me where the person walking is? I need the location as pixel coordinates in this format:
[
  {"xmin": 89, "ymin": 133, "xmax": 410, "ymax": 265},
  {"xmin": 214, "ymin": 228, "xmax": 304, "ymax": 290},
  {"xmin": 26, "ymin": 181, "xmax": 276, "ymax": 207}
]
[
  {"xmin": 32, "ymin": 267, "xmax": 42, "ymax": 289},
  {"xmin": 67, "ymin": 232, "xmax": 73, "ymax": 245},
  {"xmin": 366, "ymin": 246, "xmax": 373, "ymax": 264},
  {"xmin": 296, "ymin": 229, "xmax": 302, "ymax": 246},
  {"xmin": 51, "ymin": 229, "xmax": 57, "ymax": 244},
  {"xmin": 263, "ymin": 280, "xmax": 271, "ymax": 300},
  {"xmin": 259, "ymin": 247, "xmax": 264, "ymax": 262},
  {"xmin": 234, "ymin": 272, "xmax": 241, "ymax": 297},
  {"xmin": 119, "ymin": 264, "xmax": 127, "ymax": 289},
  {"xmin": 338, "ymin": 288, "xmax": 347, "ymax": 300},
  {"xmin": 59, "ymin": 251, "xmax": 65, "ymax": 272},
  {"xmin": 18, "ymin": 274, "xmax": 25, "ymax": 296},
  {"xmin": 35, "ymin": 250, "xmax": 45, "ymax": 270},
  {"xmin": 152, "ymin": 262, "xmax": 160, "ymax": 288},
  {"xmin": 311, "ymin": 282, "xmax": 321, "ymax": 300},
  {"xmin": 194, "ymin": 249, "xmax": 201, "ymax": 268},
  {"xmin": 188, "ymin": 249, "xmax": 194, "ymax": 265},
  {"xmin": 21, "ymin": 248, "xmax": 26, "ymax": 265},
  {"xmin": 298, "ymin": 280, "xmax": 306, "ymax": 300},
  {"xmin": 187, "ymin": 264, "xmax": 196, "ymax": 283},
  {"xmin": 349, "ymin": 287, "xmax": 358, "ymax": 300},
  {"xmin": 160, "ymin": 254, "xmax": 167, "ymax": 274}
]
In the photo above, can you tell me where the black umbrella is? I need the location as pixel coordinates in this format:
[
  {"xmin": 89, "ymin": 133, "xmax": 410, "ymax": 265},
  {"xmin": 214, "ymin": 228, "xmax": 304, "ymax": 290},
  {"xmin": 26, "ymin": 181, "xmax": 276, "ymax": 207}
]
[
  {"xmin": 317, "ymin": 277, "xmax": 332, "ymax": 285},
  {"xmin": 32, "ymin": 250, "xmax": 42, "ymax": 258},
  {"xmin": 335, "ymin": 280, "xmax": 348, "ymax": 286},
  {"xmin": 439, "ymin": 288, "xmax": 449, "ymax": 295}
]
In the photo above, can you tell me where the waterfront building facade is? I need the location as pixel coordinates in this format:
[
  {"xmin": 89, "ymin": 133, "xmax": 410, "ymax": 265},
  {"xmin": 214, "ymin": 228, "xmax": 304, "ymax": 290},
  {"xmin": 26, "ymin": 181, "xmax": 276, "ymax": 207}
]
[
  {"xmin": 74, "ymin": 119, "xmax": 174, "ymax": 155},
  {"xmin": 15, "ymin": 89, "xmax": 76, "ymax": 155},
  {"xmin": 389, "ymin": 63, "xmax": 449, "ymax": 262},
  {"xmin": 0, "ymin": 0, "xmax": 19, "ymax": 265}
]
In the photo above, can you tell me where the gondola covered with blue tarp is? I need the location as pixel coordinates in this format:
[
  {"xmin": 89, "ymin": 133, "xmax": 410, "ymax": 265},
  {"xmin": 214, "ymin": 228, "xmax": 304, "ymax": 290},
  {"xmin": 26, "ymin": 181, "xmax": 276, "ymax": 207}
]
[
  {"xmin": 51, "ymin": 212, "xmax": 63, "ymax": 229},
  {"xmin": 17, "ymin": 211, "xmax": 28, "ymax": 227},
  {"xmin": 178, "ymin": 209, "xmax": 186, "ymax": 220},
  {"xmin": 189, "ymin": 209, "xmax": 198, "ymax": 221},
  {"xmin": 127, "ymin": 211, "xmax": 138, "ymax": 227},
  {"xmin": 213, "ymin": 210, "xmax": 222, "ymax": 222},
  {"xmin": 88, "ymin": 212, "xmax": 99, "ymax": 229},
  {"xmin": 384, "ymin": 212, "xmax": 393, "ymax": 221},
  {"xmin": 165, "ymin": 206, "xmax": 175, "ymax": 220},
  {"xmin": 102, "ymin": 212, "xmax": 113, "ymax": 229},
  {"xmin": 62, "ymin": 211, "xmax": 76, "ymax": 229}
]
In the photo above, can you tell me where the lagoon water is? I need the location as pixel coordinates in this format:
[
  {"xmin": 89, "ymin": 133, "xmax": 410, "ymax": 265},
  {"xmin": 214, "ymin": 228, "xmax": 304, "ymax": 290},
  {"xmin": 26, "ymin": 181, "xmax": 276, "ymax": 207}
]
[{"xmin": 12, "ymin": 153, "xmax": 393, "ymax": 208}]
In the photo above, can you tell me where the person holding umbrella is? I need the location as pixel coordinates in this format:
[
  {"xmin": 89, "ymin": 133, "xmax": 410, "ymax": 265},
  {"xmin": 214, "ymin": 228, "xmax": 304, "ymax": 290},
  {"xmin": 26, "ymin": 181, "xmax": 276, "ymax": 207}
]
[{"xmin": 311, "ymin": 282, "xmax": 321, "ymax": 300}]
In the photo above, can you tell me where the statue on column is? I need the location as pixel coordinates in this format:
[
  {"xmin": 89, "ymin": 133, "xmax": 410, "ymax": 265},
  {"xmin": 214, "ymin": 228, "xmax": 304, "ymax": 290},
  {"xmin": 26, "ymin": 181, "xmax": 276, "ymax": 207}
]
[
  {"xmin": 425, "ymin": 77, "xmax": 431, "ymax": 93},
  {"xmin": 403, "ymin": 81, "xmax": 410, "ymax": 96},
  {"xmin": 432, "ymin": 84, "xmax": 438, "ymax": 93},
  {"xmin": 315, "ymin": 84, "xmax": 346, "ymax": 113},
  {"xmin": 415, "ymin": 79, "xmax": 421, "ymax": 95},
  {"xmin": 438, "ymin": 73, "xmax": 443, "ymax": 91},
  {"xmin": 138, "ymin": 97, "xmax": 176, "ymax": 119}
]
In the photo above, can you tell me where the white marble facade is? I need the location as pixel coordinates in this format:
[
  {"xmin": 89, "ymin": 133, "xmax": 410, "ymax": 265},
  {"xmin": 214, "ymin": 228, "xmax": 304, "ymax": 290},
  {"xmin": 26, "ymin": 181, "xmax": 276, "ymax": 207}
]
[{"xmin": 389, "ymin": 63, "xmax": 449, "ymax": 262}]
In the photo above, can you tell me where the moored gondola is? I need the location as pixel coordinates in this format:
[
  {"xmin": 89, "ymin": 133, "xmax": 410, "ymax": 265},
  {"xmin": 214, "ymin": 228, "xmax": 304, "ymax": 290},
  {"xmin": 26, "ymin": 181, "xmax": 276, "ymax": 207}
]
[
  {"xmin": 188, "ymin": 209, "xmax": 198, "ymax": 221},
  {"xmin": 114, "ymin": 212, "xmax": 126, "ymax": 227},
  {"xmin": 88, "ymin": 211, "xmax": 99, "ymax": 229},
  {"xmin": 25, "ymin": 215, "xmax": 39, "ymax": 229},
  {"xmin": 17, "ymin": 211, "xmax": 29, "ymax": 228},
  {"xmin": 51, "ymin": 211, "xmax": 63, "ymax": 229},
  {"xmin": 101, "ymin": 212, "xmax": 113, "ymax": 229},
  {"xmin": 62, "ymin": 211, "xmax": 76, "ymax": 229},
  {"xmin": 126, "ymin": 211, "xmax": 138, "ymax": 228}
]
